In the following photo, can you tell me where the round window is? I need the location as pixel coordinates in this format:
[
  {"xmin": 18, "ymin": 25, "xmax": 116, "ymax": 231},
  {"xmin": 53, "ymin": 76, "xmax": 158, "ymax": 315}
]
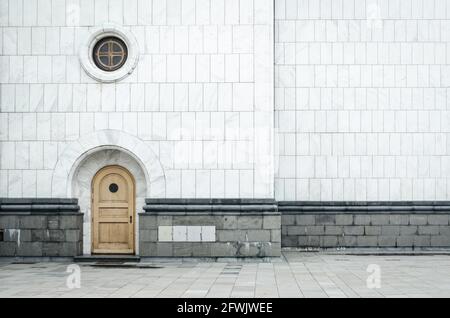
[{"xmin": 93, "ymin": 37, "xmax": 128, "ymax": 72}]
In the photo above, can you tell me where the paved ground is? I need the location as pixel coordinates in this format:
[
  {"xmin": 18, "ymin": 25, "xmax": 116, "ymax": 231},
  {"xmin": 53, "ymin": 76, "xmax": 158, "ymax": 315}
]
[{"xmin": 1, "ymin": 251, "xmax": 450, "ymax": 298}]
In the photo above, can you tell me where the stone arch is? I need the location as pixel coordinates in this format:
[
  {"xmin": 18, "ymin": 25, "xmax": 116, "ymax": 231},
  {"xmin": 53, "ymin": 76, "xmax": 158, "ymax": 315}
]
[{"xmin": 51, "ymin": 130, "xmax": 166, "ymax": 199}]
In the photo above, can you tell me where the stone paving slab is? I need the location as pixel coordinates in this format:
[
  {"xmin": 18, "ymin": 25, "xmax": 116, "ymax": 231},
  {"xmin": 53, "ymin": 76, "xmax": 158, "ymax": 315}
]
[{"xmin": 1, "ymin": 251, "xmax": 450, "ymax": 298}]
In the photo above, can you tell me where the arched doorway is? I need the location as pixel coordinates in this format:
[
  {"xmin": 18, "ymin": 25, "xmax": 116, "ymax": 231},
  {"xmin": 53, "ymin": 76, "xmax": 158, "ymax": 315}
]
[{"xmin": 91, "ymin": 165, "xmax": 135, "ymax": 254}]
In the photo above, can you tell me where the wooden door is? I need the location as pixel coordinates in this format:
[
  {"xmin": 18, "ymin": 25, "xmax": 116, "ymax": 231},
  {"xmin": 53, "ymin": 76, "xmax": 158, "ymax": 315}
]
[{"xmin": 91, "ymin": 165, "xmax": 135, "ymax": 254}]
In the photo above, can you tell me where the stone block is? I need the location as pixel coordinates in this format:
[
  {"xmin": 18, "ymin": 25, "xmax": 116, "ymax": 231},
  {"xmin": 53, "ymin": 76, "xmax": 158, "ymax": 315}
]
[
  {"xmin": 20, "ymin": 216, "xmax": 47, "ymax": 229},
  {"xmin": 59, "ymin": 242, "xmax": 79, "ymax": 256},
  {"xmin": 3, "ymin": 229, "xmax": 21, "ymax": 242},
  {"xmin": 439, "ymin": 226, "xmax": 450, "ymax": 236},
  {"xmin": 389, "ymin": 215, "xmax": 409, "ymax": 225},
  {"xmin": 156, "ymin": 242, "xmax": 173, "ymax": 257},
  {"xmin": 271, "ymin": 229, "xmax": 281, "ymax": 243},
  {"xmin": 257, "ymin": 242, "xmax": 279, "ymax": 257},
  {"xmin": 246, "ymin": 230, "xmax": 271, "ymax": 242},
  {"xmin": 413, "ymin": 235, "xmax": 431, "ymax": 247},
  {"xmin": 418, "ymin": 226, "xmax": 440, "ymax": 235},
  {"xmin": 237, "ymin": 242, "xmax": 268, "ymax": 257},
  {"xmin": 139, "ymin": 215, "xmax": 157, "ymax": 229},
  {"xmin": 139, "ymin": 242, "xmax": 157, "ymax": 257},
  {"xmin": 156, "ymin": 215, "xmax": 172, "ymax": 226},
  {"xmin": 381, "ymin": 226, "xmax": 400, "ymax": 236},
  {"xmin": 65, "ymin": 230, "xmax": 81, "ymax": 242},
  {"xmin": 265, "ymin": 243, "xmax": 281, "ymax": 257},
  {"xmin": 344, "ymin": 226, "xmax": 364, "ymax": 235},
  {"xmin": 210, "ymin": 242, "xmax": 237, "ymax": 257},
  {"xmin": 173, "ymin": 226, "xmax": 187, "ymax": 241},
  {"xmin": 158, "ymin": 226, "xmax": 173, "ymax": 242},
  {"xmin": 59, "ymin": 215, "xmax": 81, "ymax": 229},
  {"xmin": 185, "ymin": 215, "xmax": 224, "ymax": 228},
  {"xmin": 222, "ymin": 216, "xmax": 237, "ymax": 229},
  {"xmin": 282, "ymin": 215, "xmax": 295, "ymax": 225},
  {"xmin": 42, "ymin": 242, "xmax": 60, "ymax": 256},
  {"xmin": 237, "ymin": 216, "xmax": 263, "ymax": 229},
  {"xmin": 0, "ymin": 216, "xmax": 19, "ymax": 228},
  {"xmin": 263, "ymin": 215, "xmax": 280, "ymax": 229},
  {"xmin": 173, "ymin": 243, "xmax": 193, "ymax": 257},
  {"xmin": 338, "ymin": 236, "xmax": 357, "ymax": 247},
  {"xmin": 354, "ymin": 215, "xmax": 371, "ymax": 225},
  {"xmin": 356, "ymin": 236, "xmax": 378, "ymax": 247},
  {"xmin": 428, "ymin": 215, "xmax": 449, "ymax": 226},
  {"xmin": 48, "ymin": 230, "xmax": 65, "ymax": 242},
  {"xmin": 31, "ymin": 229, "xmax": 46, "ymax": 241},
  {"xmin": 0, "ymin": 242, "xmax": 16, "ymax": 256},
  {"xmin": 287, "ymin": 226, "xmax": 306, "ymax": 236},
  {"xmin": 431, "ymin": 236, "xmax": 450, "ymax": 247},
  {"xmin": 187, "ymin": 226, "xmax": 202, "ymax": 242},
  {"xmin": 315, "ymin": 215, "xmax": 335, "ymax": 225},
  {"xmin": 295, "ymin": 215, "xmax": 315, "ymax": 225},
  {"xmin": 364, "ymin": 226, "xmax": 382, "ymax": 236},
  {"xmin": 140, "ymin": 229, "xmax": 157, "ymax": 242},
  {"xmin": 389, "ymin": 214, "xmax": 409, "ymax": 225},
  {"xmin": 217, "ymin": 230, "xmax": 245, "ymax": 242},
  {"xmin": 173, "ymin": 215, "xmax": 216, "ymax": 226},
  {"xmin": 378, "ymin": 236, "xmax": 397, "ymax": 247},
  {"xmin": 201, "ymin": 226, "xmax": 216, "ymax": 242},
  {"xmin": 192, "ymin": 243, "xmax": 212, "ymax": 257},
  {"xmin": 397, "ymin": 236, "xmax": 414, "ymax": 247},
  {"xmin": 371, "ymin": 215, "xmax": 390, "ymax": 225},
  {"xmin": 321, "ymin": 236, "xmax": 338, "ymax": 247},
  {"xmin": 47, "ymin": 216, "xmax": 59, "ymax": 229},
  {"xmin": 281, "ymin": 235, "xmax": 297, "ymax": 247},
  {"xmin": 400, "ymin": 226, "xmax": 418, "ymax": 235},
  {"xmin": 298, "ymin": 236, "xmax": 320, "ymax": 247},
  {"xmin": 16, "ymin": 242, "xmax": 43, "ymax": 257},
  {"xmin": 306, "ymin": 226, "xmax": 325, "ymax": 235},
  {"xmin": 410, "ymin": 215, "xmax": 427, "ymax": 225},
  {"xmin": 335, "ymin": 215, "xmax": 353, "ymax": 225},
  {"xmin": 325, "ymin": 226, "xmax": 343, "ymax": 235},
  {"xmin": 19, "ymin": 229, "xmax": 31, "ymax": 242}
]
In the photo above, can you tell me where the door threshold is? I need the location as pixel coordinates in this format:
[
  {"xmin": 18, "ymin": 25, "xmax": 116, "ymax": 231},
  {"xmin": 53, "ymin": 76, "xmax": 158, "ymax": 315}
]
[{"xmin": 74, "ymin": 255, "xmax": 141, "ymax": 263}]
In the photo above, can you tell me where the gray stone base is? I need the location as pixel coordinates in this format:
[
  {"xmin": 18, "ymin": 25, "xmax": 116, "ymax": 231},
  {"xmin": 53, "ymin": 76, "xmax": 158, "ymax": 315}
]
[
  {"xmin": 140, "ymin": 199, "xmax": 281, "ymax": 258},
  {"xmin": 280, "ymin": 202, "xmax": 450, "ymax": 248},
  {"xmin": 0, "ymin": 199, "xmax": 83, "ymax": 257},
  {"xmin": 4, "ymin": 199, "xmax": 450, "ymax": 257}
]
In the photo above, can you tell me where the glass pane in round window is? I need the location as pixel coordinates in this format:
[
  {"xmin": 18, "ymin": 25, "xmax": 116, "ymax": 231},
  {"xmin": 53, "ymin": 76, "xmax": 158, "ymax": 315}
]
[
  {"xmin": 112, "ymin": 56, "xmax": 122, "ymax": 65},
  {"xmin": 99, "ymin": 44, "xmax": 109, "ymax": 53},
  {"xmin": 93, "ymin": 36, "xmax": 128, "ymax": 72}
]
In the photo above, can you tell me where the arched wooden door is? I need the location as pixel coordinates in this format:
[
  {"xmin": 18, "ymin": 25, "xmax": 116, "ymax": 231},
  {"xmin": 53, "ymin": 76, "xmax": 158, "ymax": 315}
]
[{"xmin": 91, "ymin": 165, "xmax": 135, "ymax": 254}]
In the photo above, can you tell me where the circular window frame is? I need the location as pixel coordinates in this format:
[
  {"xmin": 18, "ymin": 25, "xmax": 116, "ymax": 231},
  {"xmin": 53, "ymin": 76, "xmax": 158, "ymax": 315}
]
[{"xmin": 79, "ymin": 24, "xmax": 139, "ymax": 83}]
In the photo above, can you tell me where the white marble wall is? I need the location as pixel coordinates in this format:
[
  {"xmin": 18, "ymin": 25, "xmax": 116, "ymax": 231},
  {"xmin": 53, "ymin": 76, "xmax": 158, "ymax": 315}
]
[
  {"xmin": 0, "ymin": 0, "xmax": 274, "ymax": 199},
  {"xmin": 275, "ymin": 0, "xmax": 450, "ymax": 201}
]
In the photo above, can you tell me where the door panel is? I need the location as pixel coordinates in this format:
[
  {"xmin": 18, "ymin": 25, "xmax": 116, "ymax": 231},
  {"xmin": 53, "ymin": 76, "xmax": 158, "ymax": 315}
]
[
  {"xmin": 99, "ymin": 223, "xmax": 129, "ymax": 244},
  {"xmin": 92, "ymin": 166, "xmax": 135, "ymax": 254}
]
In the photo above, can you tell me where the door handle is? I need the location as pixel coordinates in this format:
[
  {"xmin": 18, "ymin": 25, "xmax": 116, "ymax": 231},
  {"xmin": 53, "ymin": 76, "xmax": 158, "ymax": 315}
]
[{"xmin": 130, "ymin": 216, "xmax": 133, "ymax": 224}]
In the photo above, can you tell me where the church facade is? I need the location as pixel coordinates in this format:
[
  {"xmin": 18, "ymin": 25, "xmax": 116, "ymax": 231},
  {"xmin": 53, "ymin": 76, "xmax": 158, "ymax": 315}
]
[{"xmin": 1, "ymin": 0, "xmax": 450, "ymax": 258}]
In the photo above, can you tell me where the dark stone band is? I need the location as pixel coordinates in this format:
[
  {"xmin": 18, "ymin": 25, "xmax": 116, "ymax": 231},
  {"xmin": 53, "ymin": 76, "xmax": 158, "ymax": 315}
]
[
  {"xmin": 3, "ymin": 198, "xmax": 450, "ymax": 215},
  {"xmin": 145, "ymin": 198, "xmax": 276, "ymax": 205},
  {"xmin": 144, "ymin": 199, "xmax": 278, "ymax": 213},
  {"xmin": 0, "ymin": 198, "xmax": 80, "ymax": 214},
  {"xmin": 279, "ymin": 201, "xmax": 450, "ymax": 214},
  {"xmin": 143, "ymin": 205, "xmax": 279, "ymax": 214},
  {"xmin": 144, "ymin": 200, "xmax": 450, "ymax": 214}
]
